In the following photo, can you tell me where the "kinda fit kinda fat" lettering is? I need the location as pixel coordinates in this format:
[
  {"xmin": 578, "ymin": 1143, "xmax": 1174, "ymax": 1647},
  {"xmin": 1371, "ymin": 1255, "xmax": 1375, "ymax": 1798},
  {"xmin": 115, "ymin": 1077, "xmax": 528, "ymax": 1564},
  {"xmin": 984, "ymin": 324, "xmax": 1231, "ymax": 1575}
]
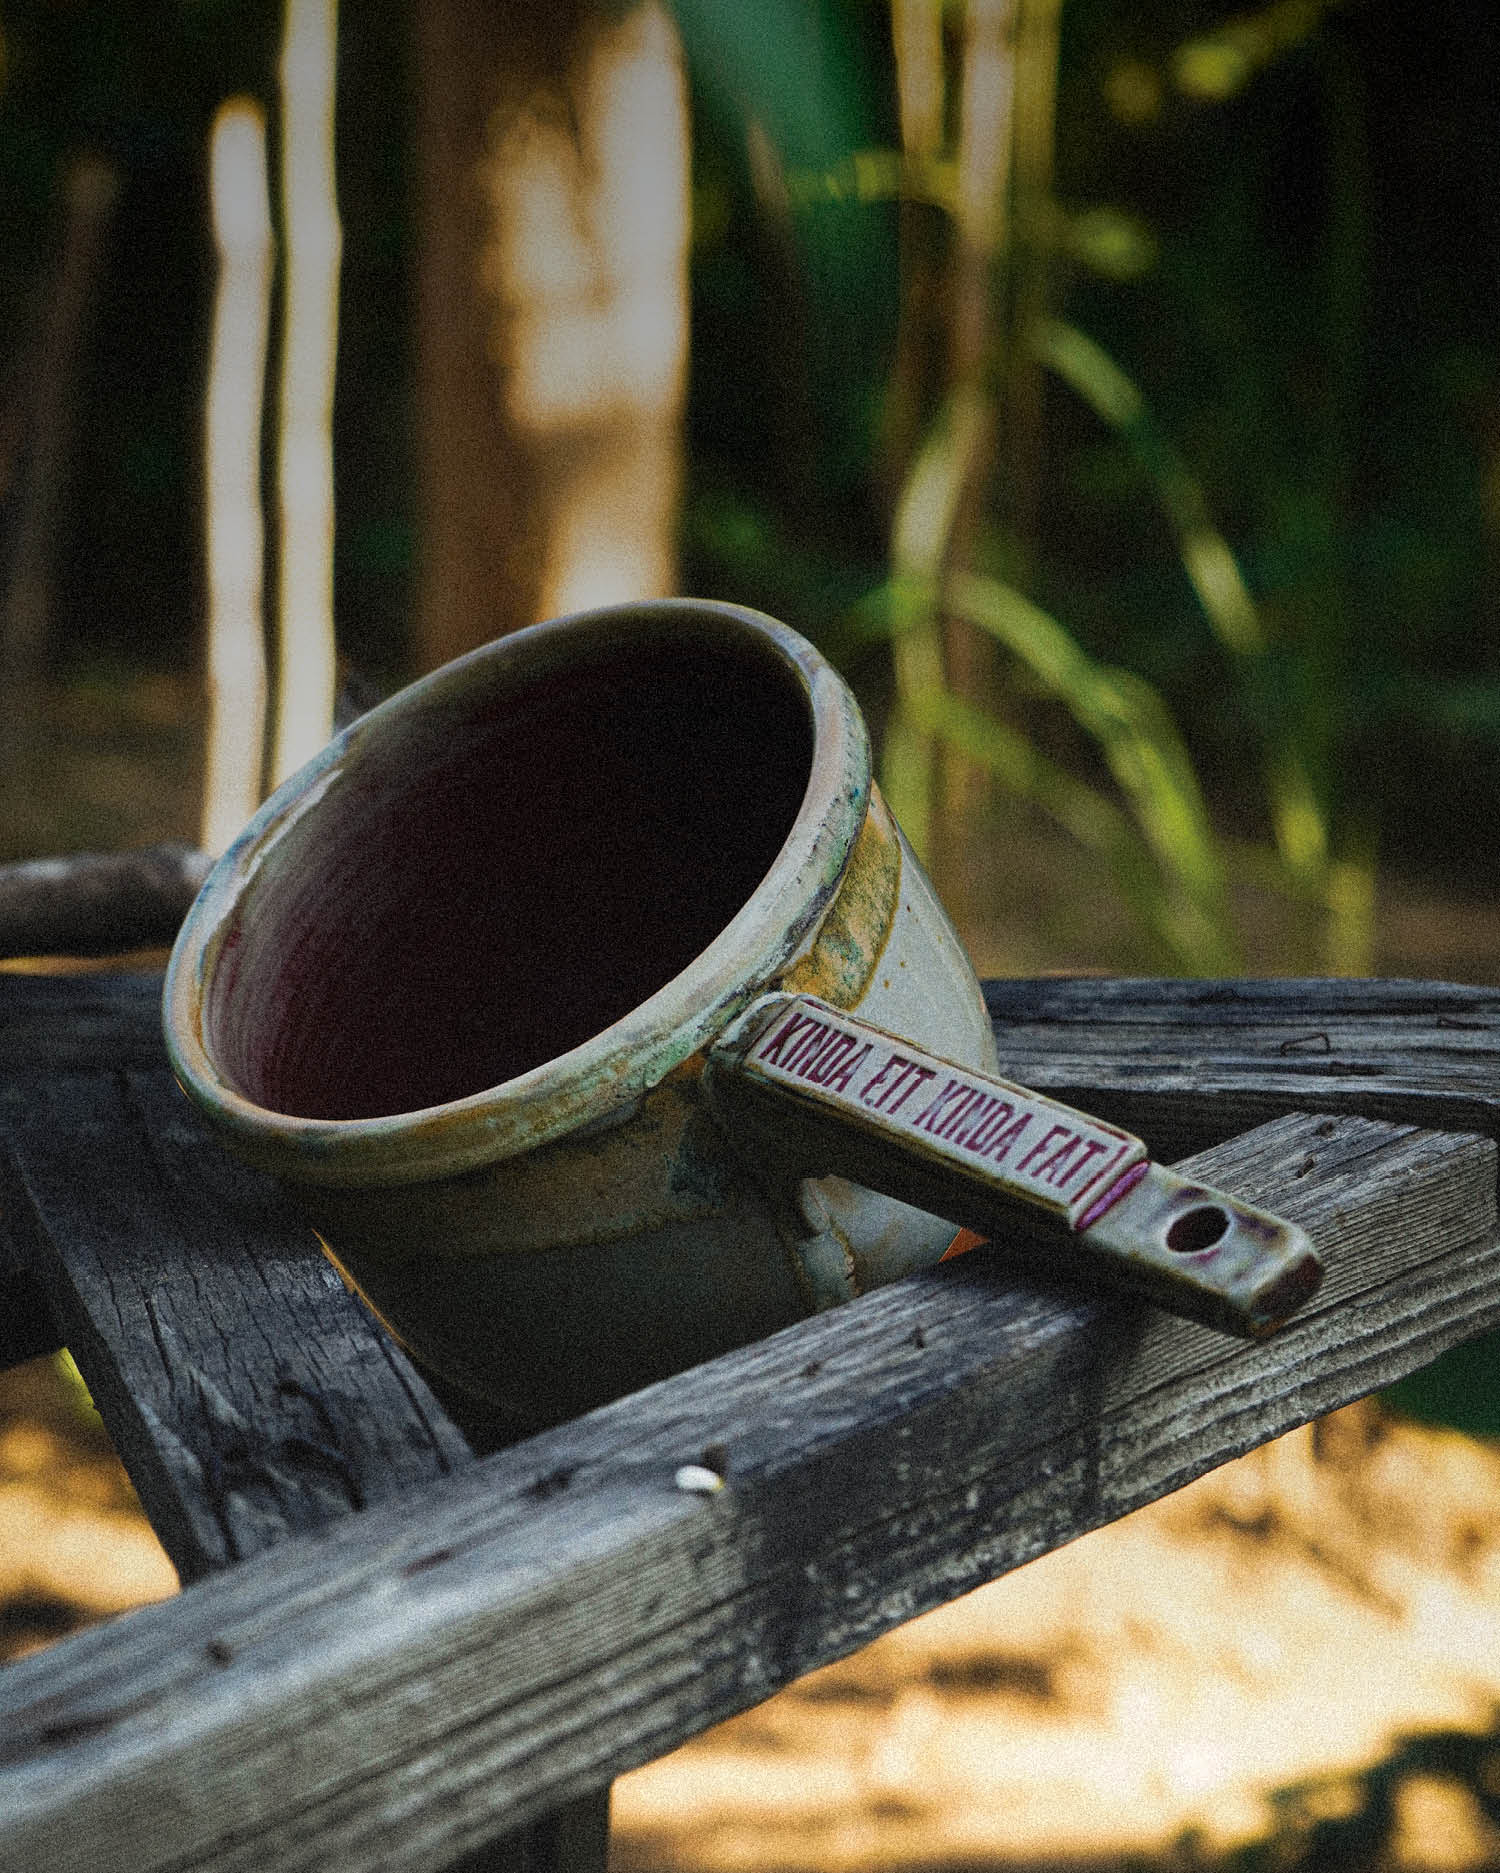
[{"xmin": 748, "ymin": 1001, "xmax": 1144, "ymax": 1225}]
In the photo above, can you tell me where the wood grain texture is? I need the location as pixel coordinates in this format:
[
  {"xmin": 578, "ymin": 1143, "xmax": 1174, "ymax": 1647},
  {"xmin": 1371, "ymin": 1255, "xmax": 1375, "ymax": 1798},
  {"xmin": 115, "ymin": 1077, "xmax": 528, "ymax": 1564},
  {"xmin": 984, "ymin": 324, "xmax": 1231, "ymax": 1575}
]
[
  {"xmin": 0, "ymin": 1195, "xmax": 56, "ymax": 1367},
  {"xmin": 0, "ymin": 969, "xmax": 164, "ymax": 1073},
  {"xmin": 0, "ymin": 1064, "xmax": 473, "ymax": 1585},
  {"xmin": 985, "ymin": 975, "xmax": 1500, "ymax": 1159},
  {"xmin": 0, "ymin": 1110, "xmax": 1492, "ymax": 1873},
  {"xmin": 0, "ymin": 973, "xmax": 607, "ymax": 1871},
  {"xmin": 2, "ymin": 972, "xmax": 1494, "ymax": 1122}
]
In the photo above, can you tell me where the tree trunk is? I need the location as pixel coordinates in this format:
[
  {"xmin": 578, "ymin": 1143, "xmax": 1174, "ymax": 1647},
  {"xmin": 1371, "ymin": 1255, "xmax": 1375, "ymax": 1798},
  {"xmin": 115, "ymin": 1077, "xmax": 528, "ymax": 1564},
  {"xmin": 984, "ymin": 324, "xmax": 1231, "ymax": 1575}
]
[
  {"xmin": 0, "ymin": 156, "xmax": 118, "ymax": 784},
  {"xmin": 413, "ymin": 0, "xmax": 689, "ymax": 671}
]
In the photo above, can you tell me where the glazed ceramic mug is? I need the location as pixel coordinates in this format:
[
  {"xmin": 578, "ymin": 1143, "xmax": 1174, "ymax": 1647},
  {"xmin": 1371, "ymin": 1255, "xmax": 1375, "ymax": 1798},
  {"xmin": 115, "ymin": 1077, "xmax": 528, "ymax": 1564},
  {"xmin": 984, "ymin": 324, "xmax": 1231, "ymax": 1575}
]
[{"xmin": 164, "ymin": 599, "xmax": 1320, "ymax": 1431}]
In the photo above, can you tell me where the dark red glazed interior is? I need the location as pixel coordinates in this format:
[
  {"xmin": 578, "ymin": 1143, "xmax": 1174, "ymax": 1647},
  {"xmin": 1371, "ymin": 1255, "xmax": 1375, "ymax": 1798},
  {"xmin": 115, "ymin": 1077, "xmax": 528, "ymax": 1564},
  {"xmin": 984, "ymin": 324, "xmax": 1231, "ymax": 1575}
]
[{"xmin": 203, "ymin": 636, "xmax": 814, "ymax": 1120}]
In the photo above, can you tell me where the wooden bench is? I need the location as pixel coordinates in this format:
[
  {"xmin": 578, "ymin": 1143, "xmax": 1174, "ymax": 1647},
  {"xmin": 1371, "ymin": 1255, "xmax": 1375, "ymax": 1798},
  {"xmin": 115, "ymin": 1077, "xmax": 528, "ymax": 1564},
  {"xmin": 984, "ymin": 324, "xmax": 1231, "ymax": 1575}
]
[{"xmin": 2, "ymin": 968, "xmax": 1499, "ymax": 1872}]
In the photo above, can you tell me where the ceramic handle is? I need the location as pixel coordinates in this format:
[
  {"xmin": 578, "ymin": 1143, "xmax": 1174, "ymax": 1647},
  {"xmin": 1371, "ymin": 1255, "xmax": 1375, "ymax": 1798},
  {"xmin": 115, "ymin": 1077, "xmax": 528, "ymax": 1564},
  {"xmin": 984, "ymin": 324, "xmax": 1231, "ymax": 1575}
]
[{"xmin": 705, "ymin": 992, "xmax": 1322, "ymax": 1338}]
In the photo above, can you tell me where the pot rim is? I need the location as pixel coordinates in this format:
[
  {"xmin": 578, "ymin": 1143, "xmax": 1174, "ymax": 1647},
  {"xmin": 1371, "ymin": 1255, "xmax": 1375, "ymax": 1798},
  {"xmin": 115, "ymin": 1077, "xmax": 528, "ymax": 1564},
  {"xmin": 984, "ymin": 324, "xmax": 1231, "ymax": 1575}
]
[{"xmin": 162, "ymin": 598, "xmax": 870, "ymax": 1188}]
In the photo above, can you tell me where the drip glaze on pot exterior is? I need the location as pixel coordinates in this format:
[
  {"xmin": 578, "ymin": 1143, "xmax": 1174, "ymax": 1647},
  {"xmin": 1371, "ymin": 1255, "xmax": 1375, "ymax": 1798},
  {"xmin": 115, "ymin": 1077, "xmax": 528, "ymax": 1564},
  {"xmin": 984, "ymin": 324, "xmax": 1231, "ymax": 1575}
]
[{"xmin": 165, "ymin": 600, "xmax": 995, "ymax": 1430}]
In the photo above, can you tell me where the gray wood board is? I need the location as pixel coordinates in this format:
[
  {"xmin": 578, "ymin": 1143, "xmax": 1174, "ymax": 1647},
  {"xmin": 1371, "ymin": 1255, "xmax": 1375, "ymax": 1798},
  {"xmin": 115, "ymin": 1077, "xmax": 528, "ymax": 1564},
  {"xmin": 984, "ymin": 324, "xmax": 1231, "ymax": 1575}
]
[
  {"xmin": 0, "ymin": 1064, "xmax": 471, "ymax": 1583},
  {"xmin": 0, "ymin": 969, "xmax": 164, "ymax": 1073},
  {"xmin": 0, "ymin": 1183, "xmax": 55, "ymax": 1367},
  {"xmin": 985, "ymin": 975, "xmax": 1500, "ymax": 1160},
  {"xmin": 3, "ymin": 971, "xmax": 1497, "ymax": 1130},
  {"xmin": 0, "ymin": 973, "xmax": 203, "ymax": 1369},
  {"xmin": 0, "ymin": 975, "xmax": 601, "ymax": 1873},
  {"xmin": 0, "ymin": 1110, "xmax": 1494, "ymax": 1873}
]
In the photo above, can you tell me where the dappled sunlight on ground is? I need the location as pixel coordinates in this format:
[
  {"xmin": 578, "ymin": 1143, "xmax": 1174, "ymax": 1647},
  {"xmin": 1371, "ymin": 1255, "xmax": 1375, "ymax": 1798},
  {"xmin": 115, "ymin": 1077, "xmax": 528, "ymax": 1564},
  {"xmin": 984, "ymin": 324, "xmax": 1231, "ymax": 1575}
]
[{"xmin": 611, "ymin": 1404, "xmax": 1500, "ymax": 1870}]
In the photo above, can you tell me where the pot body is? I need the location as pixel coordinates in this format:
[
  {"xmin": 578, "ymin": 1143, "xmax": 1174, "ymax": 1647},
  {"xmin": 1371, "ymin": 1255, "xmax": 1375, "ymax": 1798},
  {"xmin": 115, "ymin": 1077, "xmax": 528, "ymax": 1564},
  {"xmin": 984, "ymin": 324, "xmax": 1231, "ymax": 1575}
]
[
  {"xmin": 306, "ymin": 793, "xmax": 995, "ymax": 1427},
  {"xmin": 164, "ymin": 600, "xmax": 996, "ymax": 1430}
]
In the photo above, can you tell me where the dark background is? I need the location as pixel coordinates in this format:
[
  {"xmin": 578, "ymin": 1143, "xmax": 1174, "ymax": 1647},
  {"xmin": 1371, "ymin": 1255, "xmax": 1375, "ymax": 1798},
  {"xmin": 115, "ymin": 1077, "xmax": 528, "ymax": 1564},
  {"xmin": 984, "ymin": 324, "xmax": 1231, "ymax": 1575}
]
[{"xmin": 3, "ymin": 0, "xmax": 1499, "ymax": 891}]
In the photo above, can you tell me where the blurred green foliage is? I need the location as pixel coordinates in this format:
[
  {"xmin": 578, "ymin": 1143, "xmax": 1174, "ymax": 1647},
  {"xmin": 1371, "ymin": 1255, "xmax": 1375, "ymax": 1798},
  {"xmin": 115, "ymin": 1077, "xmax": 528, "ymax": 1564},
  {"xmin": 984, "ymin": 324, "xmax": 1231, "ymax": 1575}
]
[
  {"xmin": 675, "ymin": 0, "xmax": 1500, "ymax": 951},
  {"xmin": 3, "ymin": 1, "xmax": 1498, "ymax": 935},
  {"xmin": 1384, "ymin": 1331, "xmax": 1500, "ymax": 1441},
  {"xmin": 669, "ymin": 0, "xmax": 1500, "ymax": 1435}
]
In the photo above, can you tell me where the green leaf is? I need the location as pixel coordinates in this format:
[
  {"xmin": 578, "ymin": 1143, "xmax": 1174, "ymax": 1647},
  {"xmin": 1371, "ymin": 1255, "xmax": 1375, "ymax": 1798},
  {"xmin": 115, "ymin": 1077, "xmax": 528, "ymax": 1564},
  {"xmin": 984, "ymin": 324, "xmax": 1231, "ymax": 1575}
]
[
  {"xmin": 946, "ymin": 570, "xmax": 1236, "ymax": 961},
  {"xmin": 1032, "ymin": 317, "xmax": 1345, "ymax": 919}
]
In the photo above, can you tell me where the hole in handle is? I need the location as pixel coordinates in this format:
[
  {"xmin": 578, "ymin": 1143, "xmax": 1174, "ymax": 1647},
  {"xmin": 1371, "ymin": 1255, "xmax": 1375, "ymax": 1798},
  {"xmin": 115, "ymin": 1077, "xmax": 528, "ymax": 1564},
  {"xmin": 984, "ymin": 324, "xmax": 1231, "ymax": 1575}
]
[{"xmin": 1166, "ymin": 1205, "xmax": 1230, "ymax": 1255}]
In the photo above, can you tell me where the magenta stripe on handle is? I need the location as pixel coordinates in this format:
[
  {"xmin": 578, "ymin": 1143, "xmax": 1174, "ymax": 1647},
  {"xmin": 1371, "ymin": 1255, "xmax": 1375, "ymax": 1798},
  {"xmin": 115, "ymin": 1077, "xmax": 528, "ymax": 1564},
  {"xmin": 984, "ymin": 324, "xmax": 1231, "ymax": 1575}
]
[{"xmin": 1073, "ymin": 1159, "xmax": 1150, "ymax": 1233}]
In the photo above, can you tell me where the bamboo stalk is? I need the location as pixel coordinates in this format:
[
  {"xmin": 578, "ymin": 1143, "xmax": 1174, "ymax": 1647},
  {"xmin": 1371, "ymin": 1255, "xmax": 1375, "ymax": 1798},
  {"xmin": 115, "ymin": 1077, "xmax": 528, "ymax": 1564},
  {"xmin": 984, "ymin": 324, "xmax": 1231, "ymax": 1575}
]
[
  {"xmin": 1006, "ymin": 0, "xmax": 1062, "ymax": 551},
  {"xmin": 270, "ymin": 0, "xmax": 340, "ymax": 787},
  {"xmin": 882, "ymin": 0, "xmax": 948, "ymax": 498},
  {"xmin": 950, "ymin": 0, "xmax": 1016, "ymax": 383},
  {"xmin": 200, "ymin": 101, "xmax": 272, "ymax": 858},
  {"xmin": 940, "ymin": 0, "xmax": 1017, "ymax": 814}
]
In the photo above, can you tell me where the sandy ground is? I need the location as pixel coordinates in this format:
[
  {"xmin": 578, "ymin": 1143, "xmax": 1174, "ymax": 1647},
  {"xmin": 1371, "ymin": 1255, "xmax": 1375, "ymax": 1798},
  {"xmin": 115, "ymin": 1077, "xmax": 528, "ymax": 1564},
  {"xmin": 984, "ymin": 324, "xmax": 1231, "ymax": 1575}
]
[{"xmin": 609, "ymin": 1403, "xmax": 1500, "ymax": 1871}]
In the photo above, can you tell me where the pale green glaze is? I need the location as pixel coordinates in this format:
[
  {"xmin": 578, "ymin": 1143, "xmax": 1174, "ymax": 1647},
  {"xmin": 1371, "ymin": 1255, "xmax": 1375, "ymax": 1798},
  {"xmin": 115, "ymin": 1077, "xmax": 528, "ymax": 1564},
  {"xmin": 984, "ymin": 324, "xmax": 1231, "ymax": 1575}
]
[{"xmin": 163, "ymin": 600, "xmax": 997, "ymax": 1430}]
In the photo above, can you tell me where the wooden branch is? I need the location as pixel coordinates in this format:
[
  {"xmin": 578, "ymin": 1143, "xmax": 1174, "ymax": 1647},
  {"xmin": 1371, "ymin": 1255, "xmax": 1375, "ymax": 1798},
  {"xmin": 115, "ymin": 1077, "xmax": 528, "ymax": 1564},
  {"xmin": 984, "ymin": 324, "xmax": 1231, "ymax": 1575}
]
[
  {"xmin": 0, "ymin": 1107, "xmax": 1492, "ymax": 1873},
  {"xmin": 986, "ymin": 975, "xmax": 1500, "ymax": 1159},
  {"xmin": 0, "ymin": 845, "xmax": 213, "ymax": 959}
]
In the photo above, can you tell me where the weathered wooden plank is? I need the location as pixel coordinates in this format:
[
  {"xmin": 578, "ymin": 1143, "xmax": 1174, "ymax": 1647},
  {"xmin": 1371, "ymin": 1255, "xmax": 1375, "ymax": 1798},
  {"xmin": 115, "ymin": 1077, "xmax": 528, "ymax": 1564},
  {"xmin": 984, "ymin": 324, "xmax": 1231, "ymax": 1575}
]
[
  {"xmin": 0, "ymin": 1065, "xmax": 472, "ymax": 1584},
  {"xmin": 4, "ymin": 970, "xmax": 1492, "ymax": 1869},
  {"xmin": 985, "ymin": 975, "xmax": 1500, "ymax": 1159},
  {"xmin": 0, "ymin": 969, "xmax": 164, "ymax": 1074},
  {"xmin": 3, "ymin": 972, "xmax": 1497, "ymax": 1131},
  {"xmin": 5, "ymin": 967, "xmax": 1489, "ymax": 1385},
  {"xmin": 0, "ymin": 973, "xmax": 607, "ymax": 1872},
  {"xmin": 0, "ymin": 1111, "xmax": 1491, "ymax": 1873},
  {"xmin": 0, "ymin": 1196, "xmax": 57, "ymax": 1368},
  {"xmin": 1093, "ymin": 1108, "xmax": 1499, "ymax": 1417}
]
